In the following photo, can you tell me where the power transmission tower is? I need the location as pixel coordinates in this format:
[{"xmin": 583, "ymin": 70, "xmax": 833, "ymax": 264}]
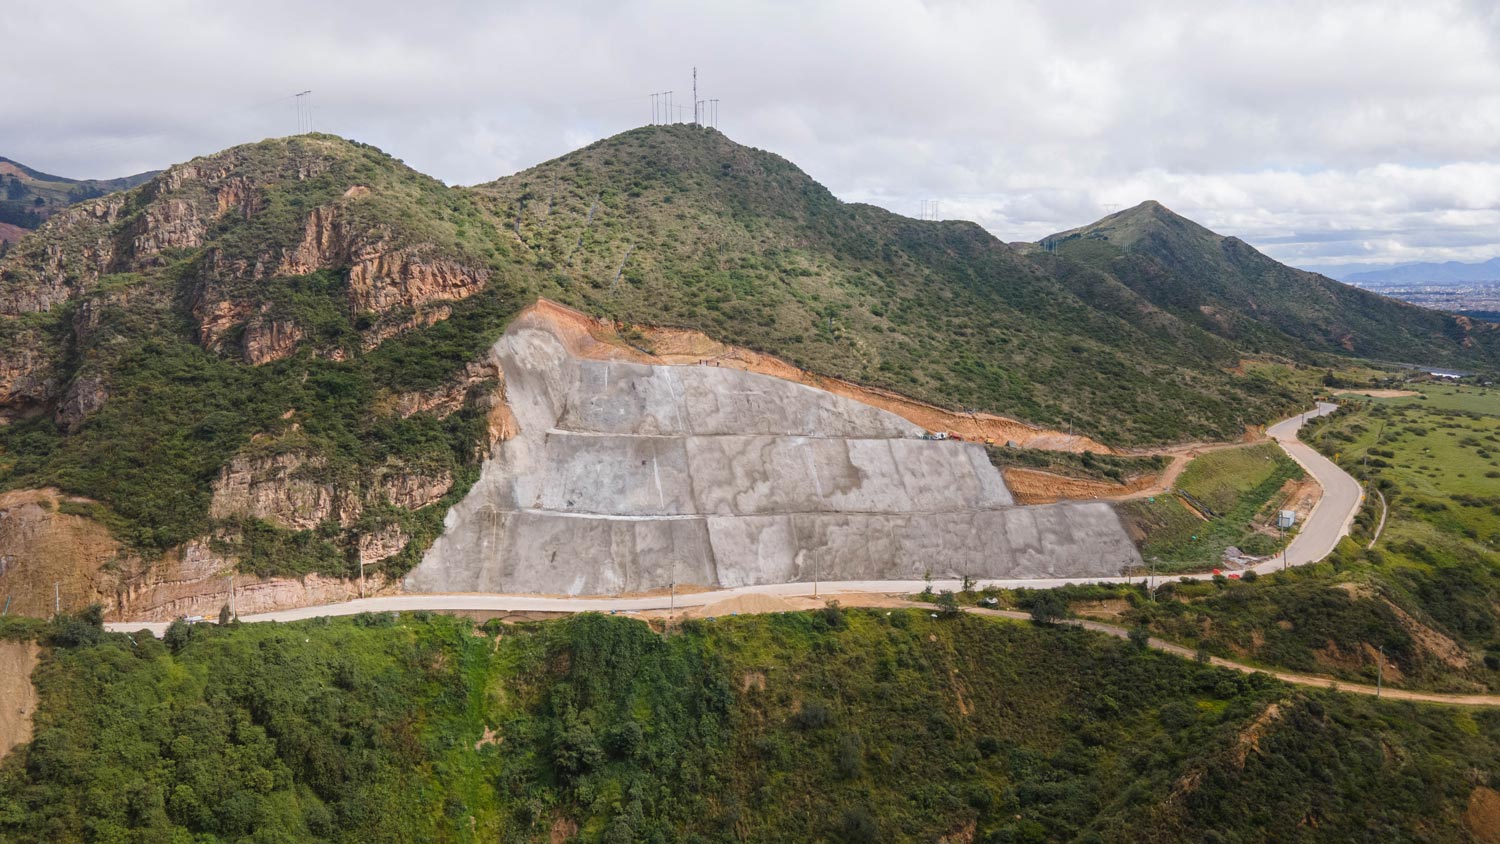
[{"xmin": 294, "ymin": 90, "xmax": 313, "ymax": 133}]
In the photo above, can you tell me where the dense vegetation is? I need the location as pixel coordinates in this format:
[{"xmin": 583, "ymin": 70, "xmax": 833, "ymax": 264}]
[{"xmin": 4, "ymin": 608, "xmax": 1499, "ymax": 843}]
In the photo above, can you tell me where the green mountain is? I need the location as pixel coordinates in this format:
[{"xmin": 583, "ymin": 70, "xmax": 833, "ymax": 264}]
[
  {"xmin": 0, "ymin": 126, "xmax": 1493, "ymax": 580},
  {"xmin": 1040, "ymin": 200, "xmax": 1496, "ymax": 364},
  {"xmin": 0, "ymin": 155, "xmax": 158, "ymax": 242}
]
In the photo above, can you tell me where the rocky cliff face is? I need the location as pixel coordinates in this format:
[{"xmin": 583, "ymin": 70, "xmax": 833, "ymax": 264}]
[
  {"xmin": 207, "ymin": 440, "xmax": 453, "ymax": 562},
  {"xmin": 0, "ymin": 486, "xmax": 403, "ymax": 622}
]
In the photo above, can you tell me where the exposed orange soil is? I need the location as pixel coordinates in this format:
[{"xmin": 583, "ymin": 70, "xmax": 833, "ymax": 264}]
[
  {"xmin": 522, "ymin": 299, "xmax": 1113, "ymax": 453},
  {"xmin": 1003, "ymin": 436, "xmax": 1268, "ymax": 505},
  {"xmin": 0, "ymin": 639, "xmax": 41, "ymax": 762},
  {"xmin": 1003, "ymin": 467, "xmax": 1160, "ymax": 504}
]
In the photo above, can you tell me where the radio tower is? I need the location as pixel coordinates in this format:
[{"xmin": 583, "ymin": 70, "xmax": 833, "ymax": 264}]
[{"xmin": 692, "ymin": 67, "xmax": 698, "ymax": 126}]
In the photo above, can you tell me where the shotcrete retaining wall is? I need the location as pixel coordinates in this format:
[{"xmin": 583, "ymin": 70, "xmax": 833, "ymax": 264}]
[{"xmin": 405, "ymin": 310, "xmax": 1141, "ymax": 594}]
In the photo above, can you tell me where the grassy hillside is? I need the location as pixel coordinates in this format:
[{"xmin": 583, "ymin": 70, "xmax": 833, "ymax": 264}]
[
  {"xmin": 1056, "ymin": 384, "xmax": 1500, "ymax": 693},
  {"xmin": 3, "ymin": 609, "xmax": 1498, "ymax": 843},
  {"xmin": 477, "ymin": 126, "xmax": 1307, "ymax": 447},
  {"xmin": 1042, "ymin": 201, "xmax": 1500, "ymax": 368},
  {"xmin": 1119, "ymin": 443, "xmax": 1303, "ymax": 569},
  {"xmin": 0, "ymin": 155, "xmax": 157, "ymax": 240}
]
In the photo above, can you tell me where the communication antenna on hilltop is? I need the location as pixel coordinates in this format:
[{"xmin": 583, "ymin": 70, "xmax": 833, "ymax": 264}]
[
  {"xmin": 693, "ymin": 66, "xmax": 698, "ymax": 126},
  {"xmin": 918, "ymin": 200, "xmax": 940, "ymax": 221},
  {"xmin": 665, "ymin": 91, "xmax": 673, "ymax": 123},
  {"xmin": 294, "ymin": 90, "xmax": 313, "ymax": 134},
  {"xmin": 710, "ymin": 98, "xmax": 719, "ymax": 129},
  {"xmin": 1102, "ymin": 203, "xmax": 1120, "ymax": 215}
]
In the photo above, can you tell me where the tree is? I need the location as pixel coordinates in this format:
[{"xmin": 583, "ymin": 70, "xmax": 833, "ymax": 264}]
[
  {"xmin": 1028, "ymin": 591, "xmax": 1067, "ymax": 625},
  {"xmin": 935, "ymin": 590, "xmax": 961, "ymax": 615},
  {"xmin": 1128, "ymin": 625, "xmax": 1151, "ymax": 650},
  {"xmin": 219, "ymin": 603, "xmax": 233, "ymax": 626}
]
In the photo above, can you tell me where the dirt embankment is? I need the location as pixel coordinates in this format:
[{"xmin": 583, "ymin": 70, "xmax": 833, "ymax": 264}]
[
  {"xmin": 0, "ymin": 488, "xmax": 123, "ymax": 615},
  {"xmin": 0, "ymin": 639, "xmax": 41, "ymax": 762},
  {"xmin": 524, "ymin": 299, "xmax": 1112, "ymax": 453},
  {"xmin": 1003, "ymin": 467, "xmax": 1162, "ymax": 505}
]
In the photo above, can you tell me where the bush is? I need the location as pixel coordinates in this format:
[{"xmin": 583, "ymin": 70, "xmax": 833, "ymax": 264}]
[{"xmin": 1028, "ymin": 591, "xmax": 1068, "ymax": 625}]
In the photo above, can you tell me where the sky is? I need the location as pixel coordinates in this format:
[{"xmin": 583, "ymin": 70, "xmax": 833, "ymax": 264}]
[{"xmin": 4, "ymin": 0, "xmax": 1499, "ymax": 277}]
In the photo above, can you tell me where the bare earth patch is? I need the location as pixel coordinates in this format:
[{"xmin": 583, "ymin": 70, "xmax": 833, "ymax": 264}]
[
  {"xmin": 0, "ymin": 639, "xmax": 41, "ymax": 761},
  {"xmin": 1466, "ymin": 786, "xmax": 1500, "ymax": 844}
]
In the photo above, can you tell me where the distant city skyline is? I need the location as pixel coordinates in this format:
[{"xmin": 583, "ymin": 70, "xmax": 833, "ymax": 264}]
[{"xmin": 4, "ymin": 0, "xmax": 1499, "ymax": 271}]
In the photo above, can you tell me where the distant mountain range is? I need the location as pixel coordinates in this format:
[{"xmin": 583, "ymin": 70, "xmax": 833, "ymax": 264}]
[
  {"xmin": 0, "ymin": 156, "xmax": 158, "ymax": 244},
  {"xmin": 1342, "ymin": 258, "xmax": 1500, "ymax": 286}
]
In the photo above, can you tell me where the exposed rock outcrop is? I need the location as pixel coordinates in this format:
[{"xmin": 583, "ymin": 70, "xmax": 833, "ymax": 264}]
[
  {"xmin": 374, "ymin": 466, "xmax": 453, "ymax": 510},
  {"xmin": 56, "ymin": 375, "xmax": 108, "ymax": 432},
  {"xmin": 241, "ymin": 314, "xmax": 305, "ymax": 365},
  {"xmin": 386, "ymin": 359, "xmax": 499, "ymax": 419},
  {"xmin": 209, "ymin": 449, "xmax": 358, "ymax": 530},
  {"xmin": 0, "ymin": 329, "xmax": 58, "ymax": 412}
]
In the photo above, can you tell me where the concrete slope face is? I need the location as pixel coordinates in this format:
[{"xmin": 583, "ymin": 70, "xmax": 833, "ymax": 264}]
[{"xmin": 406, "ymin": 311, "xmax": 1141, "ymax": 594}]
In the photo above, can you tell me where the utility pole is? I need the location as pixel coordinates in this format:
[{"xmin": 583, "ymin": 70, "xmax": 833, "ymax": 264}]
[
  {"xmin": 54, "ymin": 581, "xmax": 60, "ymax": 616},
  {"xmin": 670, "ymin": 581, "xmax": 676, "ymax": 616}
]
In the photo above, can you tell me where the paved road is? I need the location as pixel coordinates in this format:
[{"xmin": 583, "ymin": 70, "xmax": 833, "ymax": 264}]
[
  {"xmin": 106, "ymin": 404, "xmax": 1364, "ymax": 634},
  {"xmin": 1253, "ymin": 402, "xmax": 1363, "ymax": 574}
]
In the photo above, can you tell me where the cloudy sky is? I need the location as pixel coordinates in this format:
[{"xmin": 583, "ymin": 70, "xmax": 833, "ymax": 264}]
[{"xmin": 5, "ymin": 0, "xmax": 1499, "ymax": 276}]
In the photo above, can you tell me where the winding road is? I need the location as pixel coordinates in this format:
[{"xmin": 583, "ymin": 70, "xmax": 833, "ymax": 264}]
[{"xmin": 103, "ymin": 404, "xmax": 1475, "ymax": 702}]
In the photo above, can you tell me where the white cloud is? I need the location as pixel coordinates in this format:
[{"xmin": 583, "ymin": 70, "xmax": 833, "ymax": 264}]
[{"xmin": 2, "ymin": 0, "xmax": 1497, "ymax": 270}]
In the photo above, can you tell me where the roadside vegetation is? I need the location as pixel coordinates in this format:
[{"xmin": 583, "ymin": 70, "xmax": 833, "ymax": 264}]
[
  {"xmin": 1118, "ymin": 443, "xmax": 1303, "ymax": 571},
  {"xmin": 955, "ymin": 382, "xmax": 1500, "ymax": 694},
  {"xmin": 5, "ymin": 608, "xmax": 1500, "ymax": 843}
]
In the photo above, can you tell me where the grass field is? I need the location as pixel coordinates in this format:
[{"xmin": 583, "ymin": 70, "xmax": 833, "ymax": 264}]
[
  {"xmin": 1118, "ymin": 443, "xmax": 1303, "ymax": 571},
  {"xmin": 1087, "ymin": 382, "xmax": 1500, "ymax": 693}
]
